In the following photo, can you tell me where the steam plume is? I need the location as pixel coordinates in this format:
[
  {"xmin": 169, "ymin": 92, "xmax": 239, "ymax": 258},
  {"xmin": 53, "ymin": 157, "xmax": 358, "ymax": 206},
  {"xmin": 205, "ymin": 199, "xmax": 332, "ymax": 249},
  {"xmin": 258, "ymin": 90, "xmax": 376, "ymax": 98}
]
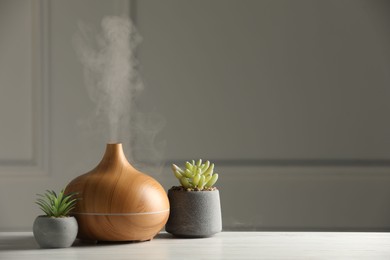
[{"xmin": 73, "ymin": 16, "xmax": 143, "ymax": 143}]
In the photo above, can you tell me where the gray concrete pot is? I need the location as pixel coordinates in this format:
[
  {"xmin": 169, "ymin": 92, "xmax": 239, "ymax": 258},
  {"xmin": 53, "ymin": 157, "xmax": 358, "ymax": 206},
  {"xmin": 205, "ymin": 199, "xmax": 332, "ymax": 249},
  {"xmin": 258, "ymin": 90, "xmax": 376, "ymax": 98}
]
[
  {"xmin": 33, "ymin": 216, "xmax": 78, "ymax": 248},
  {"xmin": 166, "ymin": 189, "xmax": 222, "ymax": 238}
]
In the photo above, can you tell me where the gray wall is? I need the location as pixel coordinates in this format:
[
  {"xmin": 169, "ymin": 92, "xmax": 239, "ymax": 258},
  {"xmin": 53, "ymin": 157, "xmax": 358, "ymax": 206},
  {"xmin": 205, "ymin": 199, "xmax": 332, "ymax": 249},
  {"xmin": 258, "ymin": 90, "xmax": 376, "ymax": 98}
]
[
  {"xmin": 1, "ymin": 0, "xmax": 390, "ymax": 231},
  {"xmin": 136, "ymin": 0, "xmax": 390, "ymax": 163},
  {"xmin": 136, "ymin": 0, "xmax": 390, "ymax": 231}
]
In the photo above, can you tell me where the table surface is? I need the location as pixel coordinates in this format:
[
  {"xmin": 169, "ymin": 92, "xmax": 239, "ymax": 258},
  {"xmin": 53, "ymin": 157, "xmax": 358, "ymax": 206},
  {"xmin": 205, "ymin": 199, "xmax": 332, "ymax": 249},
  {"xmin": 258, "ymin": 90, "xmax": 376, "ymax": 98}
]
[{"xmin": 1, "ymin": 232, "xmax": 390, "ymax": 259}]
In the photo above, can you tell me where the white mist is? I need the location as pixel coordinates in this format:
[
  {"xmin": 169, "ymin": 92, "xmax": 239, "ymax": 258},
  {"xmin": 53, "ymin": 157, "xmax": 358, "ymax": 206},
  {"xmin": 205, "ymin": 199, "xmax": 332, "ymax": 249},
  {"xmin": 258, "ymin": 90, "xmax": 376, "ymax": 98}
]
[{"xmin": 73, "ymin": 16, "xmax": 143, "ymax": 144}]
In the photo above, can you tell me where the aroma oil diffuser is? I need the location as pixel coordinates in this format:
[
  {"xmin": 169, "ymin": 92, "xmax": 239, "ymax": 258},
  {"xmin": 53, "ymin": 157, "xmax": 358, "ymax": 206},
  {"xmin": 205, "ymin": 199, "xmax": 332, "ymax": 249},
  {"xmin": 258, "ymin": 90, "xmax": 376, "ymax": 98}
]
[{"xmin": 65, "ymin": 143, "xmax": 169, "ymax": 241}]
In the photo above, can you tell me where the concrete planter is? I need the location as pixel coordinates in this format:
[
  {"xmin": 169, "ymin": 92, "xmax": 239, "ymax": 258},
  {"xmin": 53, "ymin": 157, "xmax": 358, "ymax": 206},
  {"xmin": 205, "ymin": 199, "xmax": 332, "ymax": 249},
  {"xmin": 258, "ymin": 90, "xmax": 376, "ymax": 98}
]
[
  {"xmin": 33, "ymin": 216, "xmax": 78, "ymax": 248},
  {"xmin": 166, "ymin": 189, "xmax": 222, "ymax": 238}
]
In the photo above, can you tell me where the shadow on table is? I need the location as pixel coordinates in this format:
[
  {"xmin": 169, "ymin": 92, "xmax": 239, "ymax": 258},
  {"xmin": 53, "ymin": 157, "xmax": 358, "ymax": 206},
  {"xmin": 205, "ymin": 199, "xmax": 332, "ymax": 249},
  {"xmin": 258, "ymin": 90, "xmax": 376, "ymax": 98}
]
[
  {"xmin": 72, "ymin": 233, "xmax": 178, "ymax": 247},
  {"xmin": 0, "ymin": 234, "xmax": 39, "ymax": 250},
  {"xmin": 0, "ymin": 232, "xmax": 209, "ymax": 250},
  {"xmin": 72, "ymin": 232, "xmax": 209, "ymax": 247},
  {"xmin": 155, "ymin": 232, "xmax": 213, "ymax": 240}
]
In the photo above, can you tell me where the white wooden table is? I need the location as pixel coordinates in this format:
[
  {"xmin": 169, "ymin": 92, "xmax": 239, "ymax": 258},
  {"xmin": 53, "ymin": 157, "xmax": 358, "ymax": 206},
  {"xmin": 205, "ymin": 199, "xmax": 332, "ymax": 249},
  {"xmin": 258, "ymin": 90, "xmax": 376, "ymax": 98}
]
[{"xmin": 1, "ymin": 232, "xmax": 390, "ymax": 259}]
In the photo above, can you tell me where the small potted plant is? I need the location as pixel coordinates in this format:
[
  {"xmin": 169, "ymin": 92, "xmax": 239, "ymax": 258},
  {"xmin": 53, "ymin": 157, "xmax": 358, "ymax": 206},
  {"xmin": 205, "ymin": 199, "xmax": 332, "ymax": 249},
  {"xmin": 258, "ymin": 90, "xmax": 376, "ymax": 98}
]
[
  {"xmin": 166, "ymin": 159, "xmax": 222, "ymax": 237},
  {"xmin": 33, "ymin": 189, "xmax": 79, "ymax": 248}
]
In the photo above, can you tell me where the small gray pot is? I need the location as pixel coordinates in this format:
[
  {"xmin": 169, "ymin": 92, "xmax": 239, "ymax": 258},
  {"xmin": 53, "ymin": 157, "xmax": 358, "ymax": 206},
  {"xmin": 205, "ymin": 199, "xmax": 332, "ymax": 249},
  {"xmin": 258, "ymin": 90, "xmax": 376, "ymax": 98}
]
[
  {"xmin": 166, "ymin": 189, "xmax": 222, "ymax": 238},
  {"xmin": 33, "ymin": 216, "xmax": 78, "ymax": 248}
]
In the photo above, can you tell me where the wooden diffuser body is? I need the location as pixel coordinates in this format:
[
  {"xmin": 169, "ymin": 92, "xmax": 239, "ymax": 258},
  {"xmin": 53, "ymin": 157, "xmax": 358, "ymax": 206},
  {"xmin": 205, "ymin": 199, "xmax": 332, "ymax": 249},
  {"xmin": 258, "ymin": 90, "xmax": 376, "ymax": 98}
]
[{"xmin": 65, "ymin": 143, "xmax": 169, "ymax": 241}]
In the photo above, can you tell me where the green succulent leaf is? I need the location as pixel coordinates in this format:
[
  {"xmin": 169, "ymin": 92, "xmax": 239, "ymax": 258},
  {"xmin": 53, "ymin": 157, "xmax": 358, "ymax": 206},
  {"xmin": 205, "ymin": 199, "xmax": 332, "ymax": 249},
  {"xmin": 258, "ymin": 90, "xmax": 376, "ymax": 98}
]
[
  {"xmin": 171, "ymin": 160, "xmax": 220, "ymax": 190},
  {"xmin": 193, "ymin": 174, "xmax": 200, "ymax": 186},
  {"xmin": 180, "ymin": 177, "xmax": 191, "ymax": 188},
  {"xmin": 185, "ymin": 161, "xmax": 194, "ymax": 171},
  {"xmin": 205, "ymin": 173, "xmax": 218, "ymax": 188},
  {"xmin": 174, "ymin": 170, "xmax": 183, "ymax": 179},
  {"xmin": 35, "ymin": 189, "xmax": 79, "ymax": 217},
  {"xmin": 198, "ymin": 175, "xmax": 206, "ymax": 189},
  {"xmin": 196, "ymin": 159, "xmax": 202, "ymax": 167},
  {"xmin": 185, "ymin": 169, "xmax": 194, "ymax": 178},
  {"xmin": 203, "ymin": 163, "xmax": 214, "ymax": 176},
  {"xmin": 172, "ymin": 164, "xmax": 183, "ymax": 173},
  {"xmin": 200, "ymin": 161, "xmax": 210, "ymax": 173}
]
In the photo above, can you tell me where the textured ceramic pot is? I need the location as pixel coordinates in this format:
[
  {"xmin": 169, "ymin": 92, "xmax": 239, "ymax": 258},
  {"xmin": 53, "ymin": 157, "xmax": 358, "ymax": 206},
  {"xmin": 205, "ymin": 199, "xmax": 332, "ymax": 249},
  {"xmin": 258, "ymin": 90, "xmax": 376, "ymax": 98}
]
[
  {"xmin": 166, "ymin": 189, "xmax": 222, "ymax": 238},
  {"xmin": 65, "ymin": 143, "xmax": 169, "ymax": 242},
  {"xmin": 33, "ymin": 216, "xmax": 78, "ymax": 248}
]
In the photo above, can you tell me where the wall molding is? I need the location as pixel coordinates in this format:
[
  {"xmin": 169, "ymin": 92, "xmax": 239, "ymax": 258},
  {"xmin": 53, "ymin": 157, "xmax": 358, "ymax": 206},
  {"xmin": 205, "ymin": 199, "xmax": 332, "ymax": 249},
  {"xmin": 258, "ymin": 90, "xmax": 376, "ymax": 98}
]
[
  {"xmin": 0, "ymin": 0, "xmax": 50, "ymax": 177},
  {"xmin": 163, "ymin": 158, "xmax": 390, "ymax": 167}
]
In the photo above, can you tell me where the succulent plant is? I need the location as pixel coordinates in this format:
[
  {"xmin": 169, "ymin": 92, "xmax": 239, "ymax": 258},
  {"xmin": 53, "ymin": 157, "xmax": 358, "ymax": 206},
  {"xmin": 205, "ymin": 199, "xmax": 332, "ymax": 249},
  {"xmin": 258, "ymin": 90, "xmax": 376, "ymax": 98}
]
[
  {"xmin": 35, "ymin": 189, "xmax": 78, "ymax": 218},
  {"xmin": 172, "ymin": 159, "xmax": 219, "ymax": 190}
]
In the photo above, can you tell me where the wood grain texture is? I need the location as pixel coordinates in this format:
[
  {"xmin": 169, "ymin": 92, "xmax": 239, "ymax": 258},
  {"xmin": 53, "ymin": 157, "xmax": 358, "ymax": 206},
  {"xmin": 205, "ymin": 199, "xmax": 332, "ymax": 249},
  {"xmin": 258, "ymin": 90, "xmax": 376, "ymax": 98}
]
[{"xmin": 65, "ymin": 143, "xmax": 169, "ymax": 241}]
